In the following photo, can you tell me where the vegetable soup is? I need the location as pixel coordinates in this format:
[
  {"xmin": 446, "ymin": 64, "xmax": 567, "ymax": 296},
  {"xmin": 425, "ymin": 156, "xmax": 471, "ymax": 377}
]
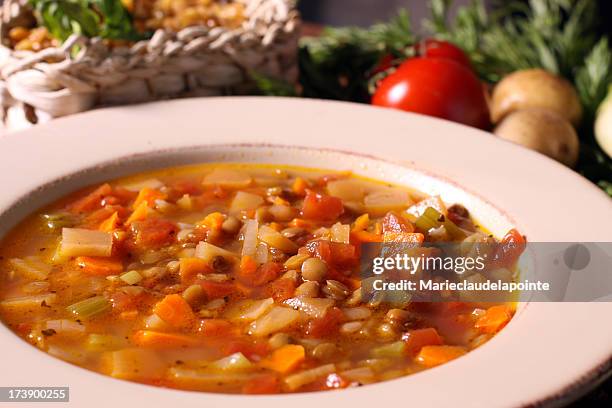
[{"xmin": 0, "ymin": 164, "xmax": 522, "ymax": 394}]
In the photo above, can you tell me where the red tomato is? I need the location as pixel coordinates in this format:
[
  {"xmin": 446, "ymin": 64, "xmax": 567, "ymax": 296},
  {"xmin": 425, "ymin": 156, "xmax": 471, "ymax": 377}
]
[
  {"xmin": 132, "ymin": 218, "xmax": 178, "ymax": 249},
  {"xmin": 303, "ymin": 240, "xmax": 357, "ymax": 267},
  {"xmin": 416, "ymin": 39, "xmax": 472, "ymax": 69},
  {"xmin": 493, "ymin": 228, "xmax": 526, "ymax": 268},
  {"xmin": 306, "ymin": 307, "xmax": 344, "ymax": 338},
  {"xmin": 263, "ymin": 278, "xmax": 297, "ymax": 302},
  {"xmin": 372, "ymin": 57, "xmax": 490, "ymax": 129},
  {"xmin": 301, "ymin": 190, "xmax": 344, "ymax": 221},
  {"xmin": 198, "ymin": 280, "xmax": 235, "ymax": 299}
]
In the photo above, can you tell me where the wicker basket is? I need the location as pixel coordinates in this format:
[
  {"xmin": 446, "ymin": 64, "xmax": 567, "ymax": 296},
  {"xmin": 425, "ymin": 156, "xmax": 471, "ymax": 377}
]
[{"xmin": 0, "ymin": 0, "xmax": 300, "ymax": 129}]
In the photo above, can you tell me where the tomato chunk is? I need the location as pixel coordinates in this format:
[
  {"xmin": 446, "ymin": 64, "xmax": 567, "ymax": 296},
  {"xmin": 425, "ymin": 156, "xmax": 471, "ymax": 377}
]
[
  {"xmin": 301, "ymin": 190, "xmax": 344, "ymax": 221},
  {"xmin": 306, "ymin": 307, "xmax": 344, "ymax": 338},
  {"xmin": 242, "ymin": 374, "xmax": 281, "ymax": 394},
  {"xmin": 132, "ymin": 218, "xmax": 178, "ymax": 249}
]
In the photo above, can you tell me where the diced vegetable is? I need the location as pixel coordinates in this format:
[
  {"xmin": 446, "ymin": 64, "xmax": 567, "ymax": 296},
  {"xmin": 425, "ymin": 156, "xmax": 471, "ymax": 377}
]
[
  {"xmin": 105, "ymin": 348, "xmax": 166, "ymax": 380},
  {"xmin": 203, "ymin": 169, "xmax": 252, "ymax": 188},
  {"xmin": 406, "ymin": 196, "xmax": 447, "ymax": 218},
  {"xmin": 67, "ymin": 296, "xmax": 111, "ymax": 319},
  {"xmin": 475, "ymin": 305, "xmax": 513, "ymax": 334},
  {"xmin": 231, "ymin": 191, "xmax": 264, "ymax": 213},
  {"xmin": 242, "ymin": 374, "xmax": 281, "ymax": 394},
  {"xmin": 416, "ymin": 345, "xmax": 467, "ymax": 367},
  {"xmin": 301, "ymin": 191, "xmax": 344, "ymax": 221},
  {"xmin": 45, "ymin": 319, "xmax": 86, "ymax": 336},
  {"xmin": 197, "ymin": 319, "xmax": 234, "ymax": 337},
  {"xmin": 364, "ymin": 188, "xmax": 412, "ymax": 216},
  {"xmin": 224, "ymin": 298, "xmax": 274, "ymax": 322},
  {"xmin": 330, "ymin": 223, "xmax": 351, "ymax": 244},
  {"xmin": 326, "ymin": 179, "xmax": 365, "ymax": 201},
  {"xmin": 8, "ymin": 257, "xmax": 52, "ymax": 280},
  {"xmin": 98, "ymin": 212, "xmax": 120, "ymax": 232},
  {"xmin": 119, "ymin": 270, "xmax": 142, "ymax": 285},
  {"xmin": 260, "ymin": 344, "xmax": 305, "ymax": 374},
  {"xmin": 371, "ymin": 341, "xmax": 406, "ymax": 358},
  {"xmin": 60, "ymin": 228, "xmax": 113, "ymax": 257},
  {"xmin": 340, "ymin": 367, "xmax": 375, "ymax": 383},
  {"xmin": 195, "ymin": 242, "xmax": 238, "ymax": 264},
  {"xmin": 76, "ymin": 257, "xmax": 123, "ymax": 276},
  {"xmin": 212, "ymin": 352, "xmax": 253, "ymax": 371},
  {"xmin": 248, "ymin": 306, "xmax": 300, "ymax": 337},
  {"xmin": 0, "ymin": 293, "xmax": 57, "ymax": 312},
  {"xmin": 402, "ymin": 328, "xmax": 444, "ymax": 355},
  {"xmin": 179, "ymin": 258, "xmax": 212, "ymax": 282},
  {"xmin": 168, "ymin": 367, "xmax": 257, "ymax": 387},
  {"xmin": 132, "ymin": 188, "xmax": 166, "ymax": 209},
  {"xmin": 241, "ymin": 220, "xmax": 259, "ymax": 257},
  {"xmin": 284, "ymin": 297, "xmax": 334, "ymax": 319},
  {"xmin": 284, "ymin": 364, "xmax": 336, "ymax": 391},
  {"xmin": 153, "ymin": 294, "xmax": 196, "ymax": 330},
  {"xmin": 258, "ymin": 226, "xmax": 298, "ymax": 253}
]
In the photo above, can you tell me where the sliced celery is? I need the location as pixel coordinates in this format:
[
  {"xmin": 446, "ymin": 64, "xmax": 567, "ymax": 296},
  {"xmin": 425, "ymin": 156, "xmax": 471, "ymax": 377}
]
[
  {"xmin": 371, "ymin": 341, "xmax": 406, "ymax": 358},
  {"xmin": 67, "ymin": 296, "xmax": 111, "ymax": 319}
]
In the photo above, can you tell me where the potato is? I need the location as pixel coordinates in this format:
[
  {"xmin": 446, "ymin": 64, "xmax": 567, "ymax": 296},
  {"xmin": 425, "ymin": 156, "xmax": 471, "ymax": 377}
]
[
  {"xmin": 491, "ymin": 69, "xmax": 582, "ymax": 126},
  {"xmin": 494, "ymin": 108, "xmax": 579, "ymax": 167}
]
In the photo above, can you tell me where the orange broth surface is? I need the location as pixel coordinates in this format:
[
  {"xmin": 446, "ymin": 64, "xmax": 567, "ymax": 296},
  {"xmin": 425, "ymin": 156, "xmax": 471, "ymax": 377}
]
[{"xmin": 0, "ymin": 164, "xmax": 519, "ymax": 394}]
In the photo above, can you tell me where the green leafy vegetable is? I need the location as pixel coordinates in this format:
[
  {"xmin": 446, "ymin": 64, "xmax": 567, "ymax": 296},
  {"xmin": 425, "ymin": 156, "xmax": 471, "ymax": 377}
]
[{"xmin": 29, "ymin": 0, "xmax": 142, "ymax": 42}]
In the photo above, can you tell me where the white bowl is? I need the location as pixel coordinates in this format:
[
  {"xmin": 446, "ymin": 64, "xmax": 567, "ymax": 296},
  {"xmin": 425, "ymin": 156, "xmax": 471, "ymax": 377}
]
[{"xmin": 0, "ymin": 97, "xmax": 610, "ymax": 407}]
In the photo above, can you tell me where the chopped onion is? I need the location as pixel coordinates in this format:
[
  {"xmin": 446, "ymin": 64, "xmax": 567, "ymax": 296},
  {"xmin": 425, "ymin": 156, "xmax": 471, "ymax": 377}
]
[
  {"xmin": 108, "ymin": 348, "xmax": 166, "ymax": 380},
  {"xmin": 211, "ymin": 352, "xmax": 253, "ymax": 371},
  {"xmin": 258, "ymin": 225, "xmax": 298, "ymax": 253},
  {"xmin": 230, "ymin": 191, "xmax": 264, "ymax": 213},
  {"xmin": 195, "ymin": 242, "xmax": 238, "ymax": 263},
  {"xmin": 330, "ymin": 223, "xmax": 350, "ymax": 244},
  {"xmin": 203, "ymin": 169, "xmax": 252, "ymax": 189},
  {"xmin": 406, "ymin": 196, "xmax": 447, "ymax": 218},
  {"xmin": 8, "ymin": 257, "xmax": 52, "ymax": 280},
  {"xmin": 326, "ymin": 179, "xmax": 365, "ymax": 201},
  {"xmin": 86, "ymin": 334, "xmax": 126, "ymax": 352},
  {"xmin": 254, "ymin": 242, "xmax": 269, "ymax": 264},
  {"xmin": 0, "ymin": 293, "xmax": 57, "ymax": 312},
  {"xmin": 60, "ymin": 228, "xmax": 113, "ymax": 257},
  {"xmin": 224, "ymin": 298, "xmax": 274, "ymax": 322},
  {"xmin": 248, "ymin": 306, "xmax": 300, "ymax": 337},
  {"xmin": 364, "ymin": 188, "xmax": 413, "ymax": 216},
  {"xmin": 341, "ymin": 307, "xmax": 372, "ymax": 321},
  {"xmin": 144, "ymin": 314, "xmax": 171, "ymax": 330},
  {"xmin": 284, "ymin": 297, "xmax": 334, "ymax": 319},
  {"xmin": 241, "ymin": 219, "xmax": 259, "ymax": 257},
  {"xmin": 284, "ymin": 364, "xmax": 336, "ymax": 391},
  {"xmin": 168, "ymin": 367, "xmax": 257, "ymax": 387},
  {"xmin": 45, "ymin": 319, "xmax": 86, "ymax": 335}
]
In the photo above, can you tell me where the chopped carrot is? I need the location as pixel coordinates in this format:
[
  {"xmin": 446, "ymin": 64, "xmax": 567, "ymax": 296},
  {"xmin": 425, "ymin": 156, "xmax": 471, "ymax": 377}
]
[
  {"xmin": 153, "ymin": 294, "xmax": 196, "ymax": 330},
  {"xmin": 416, "ymin": 345, "xmax": 467, "ymax": 367},
  {"xmin": 382, "ymin": 212, "xmax": 415, "ymax": 233},
  {"xmin": 273, "ymin": 196, "xmax": 290, "ymax": 206},
  {"xmin": 351, "ymin": 230, "xmax": 383, "ymax": 243},
  {"xmin": 197, "ymin": 319, "xmax": 235, "ymax": 337},
  {"xmin": 242, "ymin": 374, "xmax": 281, "ymax": 394},
  {"xmin": 76, "ymin": 257, "xmax": 123, "ymax": 276},
  {"xmin": 179, "ymin": 258, "xmax": 213, "ymax": 283},
  {"xmin": 260, "ymin": 344, "xmax": 305, "ymax": 374},
  {"xmin": 132, "ymin": 187, "xmax": 166, "ymax": 210},
  {"xmin": 475, "ymin": 305, "xmax": 513, "ymax": 334},
  {"xmin": 292, "ymin": 177, "xmax": 308, "ymax": 196},
  {"xmin": 69, "ymin": 184, "xmax": 113, "ymax": 213},
  {"xmin": 126, "ymin": 201, "xmax": 149, "ymax": 224},
  {"xmin": 99, "ymin": 212, "xmax": 120, "ymax": 232},
  {"xmin": 132, "ymin": 330, "xmax": 200, "ymax": 348},
  {"xmin": 403, "ymin": 328, "xmax": 443, "ymax": 355},
  {"xmin": 199, "ymin": 212, "xmax": 225, "ymax": 232}
]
